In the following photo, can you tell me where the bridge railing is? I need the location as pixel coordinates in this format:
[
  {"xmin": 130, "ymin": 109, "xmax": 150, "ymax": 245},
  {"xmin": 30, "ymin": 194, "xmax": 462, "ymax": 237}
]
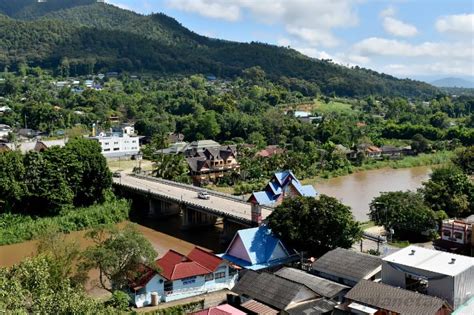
[{"xmin": 132, "ymin": 174, "xmax": 248, "ymax": 203}]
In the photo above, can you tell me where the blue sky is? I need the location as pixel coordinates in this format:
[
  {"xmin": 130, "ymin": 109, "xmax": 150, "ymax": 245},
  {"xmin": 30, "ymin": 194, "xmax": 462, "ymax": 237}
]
[{"xmin": 107, "ymin": 0, "xmax": 473, "ymax": 81}]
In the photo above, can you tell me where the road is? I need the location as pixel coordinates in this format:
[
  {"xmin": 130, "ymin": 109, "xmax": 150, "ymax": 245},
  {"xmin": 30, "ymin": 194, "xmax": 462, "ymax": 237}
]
[{"xmin": 114, "ymin": 174, "xmax": 272, "ymax": 223}]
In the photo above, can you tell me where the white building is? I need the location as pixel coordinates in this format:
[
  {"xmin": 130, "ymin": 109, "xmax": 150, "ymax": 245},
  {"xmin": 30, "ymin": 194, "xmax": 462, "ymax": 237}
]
[
  {"xmin": 382, "ymin": 245, "xmax": 474, "ymax": 310},
  {"xmin": 90, "ymin": 132, "xmax": 140, "ymax": 159},
  {"xmin": 0, "ymin": 124, "xmax": 11, "ymax": 138}
]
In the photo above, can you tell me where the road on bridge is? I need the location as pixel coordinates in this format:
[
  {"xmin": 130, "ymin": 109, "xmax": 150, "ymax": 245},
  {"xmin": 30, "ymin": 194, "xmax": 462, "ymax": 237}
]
[{"xmin": 114, "ymin": 174, "xmax": 273, "ymax": 222}]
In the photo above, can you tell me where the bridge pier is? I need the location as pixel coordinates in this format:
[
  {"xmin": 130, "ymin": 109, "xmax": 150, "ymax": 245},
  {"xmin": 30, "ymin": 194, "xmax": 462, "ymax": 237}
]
[
  {"xmin": 181, "ymin": 207, "xmax": 218, "ymax": 230},
  {"xmin": 148, "ymin": 198, "xmax": 180, "ymax": 218}
]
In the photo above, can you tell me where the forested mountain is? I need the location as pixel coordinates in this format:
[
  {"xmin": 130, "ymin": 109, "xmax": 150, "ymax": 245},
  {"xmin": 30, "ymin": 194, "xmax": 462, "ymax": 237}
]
[{"xmin": 0, "ymin": 0, "xmax": 438, "ymax": 98}]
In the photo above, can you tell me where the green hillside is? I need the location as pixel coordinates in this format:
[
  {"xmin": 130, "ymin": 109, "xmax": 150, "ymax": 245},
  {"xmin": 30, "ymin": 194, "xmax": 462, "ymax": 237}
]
[{"xmin": 0, "ymin": 0, "xmax": 439, "ymax": 98}]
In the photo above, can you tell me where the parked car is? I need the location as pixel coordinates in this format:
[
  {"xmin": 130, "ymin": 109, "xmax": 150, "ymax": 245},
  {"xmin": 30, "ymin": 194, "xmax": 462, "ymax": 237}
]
[
  {"xmin": 113, "ymin": 171, "xmax": 122, "ymax": 178},
  {"xmin": 198, "ymin": 191, "xmax": 210, "ymax": 200}
]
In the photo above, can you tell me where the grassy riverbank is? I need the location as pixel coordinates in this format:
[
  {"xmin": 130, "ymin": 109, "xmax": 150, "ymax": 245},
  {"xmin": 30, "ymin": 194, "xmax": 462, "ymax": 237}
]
[{"xmin": 0, "ymin": 198, "xmax": 130, "ymax": 246}]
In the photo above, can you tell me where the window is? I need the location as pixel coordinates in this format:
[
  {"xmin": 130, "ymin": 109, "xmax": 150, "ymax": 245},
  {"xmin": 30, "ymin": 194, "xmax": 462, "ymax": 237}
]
[
  {"xmin": 104, "ymin": 142, "xmax": 109, "ymax": 145},
  {"xmin": 103, "ymin": 148, "xmax": 110, "ymax": 152},
  {"xmin": 443, "ymin": 230, "xmax": 451, "ymax": 237},
  {"xmin": 454, "ymin": 232, "xmax": 463, "ymax": 240},
  {"xmin": 182, "ymin": 276, "xmax": 196, "ymax": 285},
  {"xmin": 164, "ymin": 281, "xmax": 173, "ymax": 292},
  {"xmin": 132, "ymin": 140, "xmax": 136, "ymax": 143},
  {"xmin": 214, "ymin": 272, "xmax": 226, "ymax": 279},
  {"xmin": 205, "ymin": 273, "xmax": 214, "ymax": 281},
  {"xmin": 229, "ymin": 268, "xmax": 237, "ymax": 277},
  {"xmin": 114, "ymin": 142, "xmax": 119, "ymax": 145},
  {"xmin": 113, "ymin": 148, "xmax": 120, "ymax": 151}
]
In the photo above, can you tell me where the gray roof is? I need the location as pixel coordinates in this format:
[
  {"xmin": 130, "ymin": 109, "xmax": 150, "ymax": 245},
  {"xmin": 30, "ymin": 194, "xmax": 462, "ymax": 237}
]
[
  {"xmin": 312, "ymin": 248, "xmax": 382, "ymax": 283},
  {"xmin": 275, "ymin": 267, "xmax": 349, "ymax": 298},
  {"xmin": 345, "ymin": 280, "xmax": 448, "ymax": 315},
  {"xmin": 232, "ymin": 270, "xmax": 316, "ymax": 310},
  {"xmin": 287, "ymin": 298, "xmax": 337, "ymax": 315}
]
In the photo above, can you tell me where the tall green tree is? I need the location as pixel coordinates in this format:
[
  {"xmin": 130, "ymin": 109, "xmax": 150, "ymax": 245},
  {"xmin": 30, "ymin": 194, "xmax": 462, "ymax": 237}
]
[
  {"xmin": 452, "ymin": 146, "xmax": 474, "ymax": 175},
  {"xmin": 81, "ymin": 224, "xmax": 157, "ymax": 292},
  {"xmin": 421, "ymin": 166, "xmax": 474, "ymax": 217},
  {"xmin": 369, "ymin": 191, "xmax": 438, "ymax": 239},
  {"xmin": 268, "ymin": 195, "xmax": 361, "ymax": 256}
]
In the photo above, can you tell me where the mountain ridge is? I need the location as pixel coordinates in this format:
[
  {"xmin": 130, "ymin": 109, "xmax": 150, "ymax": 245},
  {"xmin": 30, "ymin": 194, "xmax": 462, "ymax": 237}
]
[
  {"xmin": 0, "ymin": 0, "xmax": 439, "ymax": 98},
  {"xmin": 431, "ymin": 77, "xmax": 474, "ymax": 89}
]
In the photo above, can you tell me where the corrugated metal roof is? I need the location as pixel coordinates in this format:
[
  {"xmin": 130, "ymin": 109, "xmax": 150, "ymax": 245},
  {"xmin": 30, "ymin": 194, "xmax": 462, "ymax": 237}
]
[
  {"xmin": 312, "ymin": 248, "xmax": 381, "ymax": 283},
  {"xmin": 275, "ymin": 267, "xmax": 349, "ymax": 298},
  {"xmin": 383, "ymin": 245, "xmax": 474, "ymax": 276},
  {"xmin": 345, "ymin": 280, "xmax": 447, "ymax": 315}
]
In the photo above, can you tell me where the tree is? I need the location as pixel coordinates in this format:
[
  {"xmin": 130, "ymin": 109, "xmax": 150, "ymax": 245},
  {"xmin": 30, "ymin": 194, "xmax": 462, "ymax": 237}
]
[
  {"xmin": 369, "ymin": 191, "xmax": 438, "ymax": 239},
  {"xmin": 429, "ymin": 112, "xmax": 450, "ymax": 129},
  {"xmin": 81, "ymin": 224, "xmax": 157, "ymax": 292},
  {"xmin": 421, "ymin": 166, "xmax": 474, "ymax": 217},
  {"xmin": 268, "ymin": 196, "xmax": 361, "ymax": 256},
  {"xmin": 411, "ymin": 133, "xmax": 430, "ymax": 154},
  {"xmin": 452, "ymin": 146, "xmax": 474, "ymax": 175},
  {"xmin": 0, "ymin": 255, "xmax": 114, "ymax": 314},
  {"xmin": 152, "ymin": 153, "xmax": 189, "ymax": 182}
]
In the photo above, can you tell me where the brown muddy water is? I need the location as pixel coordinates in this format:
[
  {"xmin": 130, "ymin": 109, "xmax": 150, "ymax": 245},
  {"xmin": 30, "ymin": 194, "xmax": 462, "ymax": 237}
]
[{"xmin": 313, "ymin": 166, "xmax": 432, "ymax": 222}]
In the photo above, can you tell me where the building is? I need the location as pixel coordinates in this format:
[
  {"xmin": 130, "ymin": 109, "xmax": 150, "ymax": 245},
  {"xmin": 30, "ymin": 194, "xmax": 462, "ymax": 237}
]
[
  {"xmin": 255, "ymin": 145, "xmax": 285, "ymax": 158},
  {"xmin": 0, "ymin": 106, "xmax": 11, "ymax": 114},
  {"xmin": 232, "ymin": 270, "xmax": 332, "ymax": 313},
  {"xmin": 358, "ymin": 144, "xmax": 382, "ymax": 158},
  {"xmin": 343, "ymin": 280, "xmax": 452, "ymax": 315},
  {"xmin": 184, "ymin": 140, "xmax": 221, "ymax": 157},
  {"xmin": 436, "ymin": 218, "xmax": 474, "ymax": 255},
  {"xmin": 380, "ymin": 145, "xmax": 403, "ymax": 158},
  {"xmin": 274, "ymin": 267, "xmax": 350, "ymax": 302},
  {"xmin": 186, "ymin": 146, "xmax": 240, "ymax": 185},
  {"xmin": 311, "ymin": 248, "xmax": 382, "ymax": 287},
  {"xmin": 189, "ymin": 304, "xmax": 247, "ymax": 315},
  {"xmin": 129, "ymin": 247, "xmax": 238, "ymax": 307},
  {"xmin": 382, "ymin": 245, "xmax": 474, "ymax": 309},
  {"xmin": 0, "ymin": 139, "xmax": 67, "ymax": 154},
  {"xmin": 219, "ymin": 225, "xmax": 298, "ymax": 271},
  {"xmin": 0, "ymin": 124, "xmax": 11, "ymax": 138},
  {"xmin": 248, "ymin": 170, "xmax": 317, "ymax": 207},
  {"xmin": 89, "ymin": 132, "xmax": 140, "ymax": 159},
  {"xmin": 168, "ymin": 132, "xmax": 184, "ymax": 144}
]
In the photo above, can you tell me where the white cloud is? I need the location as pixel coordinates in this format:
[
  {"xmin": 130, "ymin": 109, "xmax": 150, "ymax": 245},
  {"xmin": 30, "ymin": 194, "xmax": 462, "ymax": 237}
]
[
  {"xmin": 379, "ymin": 6, "xmax": 418, "ymax": 37},
  {"xmin": 353, "ymin": 37, "xmax": 473, "ymax": 59},
  {"xmin": 107, "ymin": 1, "xmax": 134, "ymax": 11},
  {"xmin": 166, "ymin": 0, "xmax": 360, "ymax": 47},
  {"xmin": 383, "ymin": 61, "xmax": 474, "ymax": 77},
  {"xmin": 436, "ymin": 14, "xmax": 474, "ymax": 35},
  {"xmin": 166, "ymin": 0, "xmax": 241, "ymax": 21},
  {"xmin": 383, "ymin": 17, "xmax": 418, "ymax": 37}
]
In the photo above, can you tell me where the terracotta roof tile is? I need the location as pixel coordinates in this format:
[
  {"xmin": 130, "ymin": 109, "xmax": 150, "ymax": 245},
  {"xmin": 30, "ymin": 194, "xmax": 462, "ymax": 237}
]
[{"xmin": 188, "ymin": 247, "xmax": 223, "ymax": 272}]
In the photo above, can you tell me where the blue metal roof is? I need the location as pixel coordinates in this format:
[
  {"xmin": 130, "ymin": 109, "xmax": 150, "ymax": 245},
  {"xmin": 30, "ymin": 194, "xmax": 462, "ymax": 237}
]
[{"xmin": 220, "ymin": 225, "xmax": 297, "ymax": 270}]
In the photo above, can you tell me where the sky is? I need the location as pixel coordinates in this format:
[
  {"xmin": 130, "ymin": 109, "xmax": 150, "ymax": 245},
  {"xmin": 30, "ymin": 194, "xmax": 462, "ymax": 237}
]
[{"xmin": 106, "ymin": 0, "xmax": 473, "ymax": 82}]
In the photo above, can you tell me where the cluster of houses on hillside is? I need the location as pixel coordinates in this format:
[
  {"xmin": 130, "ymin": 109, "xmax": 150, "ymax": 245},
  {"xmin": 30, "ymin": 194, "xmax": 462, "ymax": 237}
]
[{"xmin": 127, "ymin": 222, "xmax": 474, "ymax": 314}]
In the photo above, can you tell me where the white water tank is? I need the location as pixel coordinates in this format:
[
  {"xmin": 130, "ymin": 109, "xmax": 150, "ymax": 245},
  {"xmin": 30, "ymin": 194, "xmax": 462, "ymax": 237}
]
[{"xmin": 151, "ymin": 292, "xmax": 159, "ymax": 306}]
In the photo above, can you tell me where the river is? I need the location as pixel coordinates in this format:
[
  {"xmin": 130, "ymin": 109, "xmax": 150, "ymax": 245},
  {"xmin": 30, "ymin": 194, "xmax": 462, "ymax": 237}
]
[
  {"xmin": 0, "ymin": 166, "xmax": 433, "ymax": 296},
  {"xmin": 313, "ymin": 166, "xmax": 433, "ymax": 222}
]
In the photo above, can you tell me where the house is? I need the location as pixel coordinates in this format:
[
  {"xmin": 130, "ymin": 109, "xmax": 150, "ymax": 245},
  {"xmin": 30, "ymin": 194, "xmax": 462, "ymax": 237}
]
[
  {"xmin": 34, "ymin": 139, "xmax": 67, "ymax": 152},
  {"xmin": 382, "ymin": 245, "xmax": 474, "ymax": 309},
  {"xmin": 0, "ymin": 139, "xmax": 67, "ymax": 154},
  {"xmin": 0, "ymin": 105, "xmax": 11, "ymax": 114},
  {"xmin": 219, "ymin": 225, "xmax": 298, "ymax": 271},
  {"xmin": 382, "ymin": 246, "xmax": 474, "ymax": 309},
  {"xmin": 189, "ymin": 304, "xmax": 247, "ymax": 315},
  {"xmin": 342, "ymin": 280, "xmax": 452, "ymax": 315},
  {"xmin": 129, "ymin": 247, "xmax": 238, "ymax": 307},
  {"xmin": 358, "ymin": 144, "xmax": 382, "ymax": 158},
  {"xmin": 436, "ymin": 218, "xmax": 473, "ymax": 255},
  {"xmin": 232, "ymin": 270, "xmax": 329, "ymax": 313},
  {"xmin": 239, "ymin": 299, "xmax": 278, "ymax": 314},
  {"xmin": 89, "ymin": 132, "xmax": 140, "ymax": 159},
  {"xmin": 290, "ymin": 111, "xmax": 322, "ymax": 124},
  {"xmin": 256, "ymin": 145, "xmax": 285, "ymax": 158},
  {"xmin": 380, "ymin": 145, "xmax": 403, "ymax": 158},
  {"xmin": 18, "ymin": 128, "xmax": 39, "ymax": 138},
  {"xmin": 186, "ymin": 146, "xmax": 240, "ymax": 185},
  {"xmin": 274, "ymin": 267, "xmax": 350, "ymax": 302},
  {"xmin": 334, "ymin": 144, "xmax": 357, "ymax": 159},
  {"xmin": 311, "ymin": 248, "xmax": 382, "ymax": 287},
  {"xmin": 184, "ymin": 140, "xmax": 221, "ymax": 157},
  {"xmin": 168, "ymin": 132, "xmax": 184, "ymax": 144},
  {"xmin": 0, "ymin": 124, "xmax": 11, "ymax": 138},
  {"xmin": 247, "ymin": 171, "xmax": 317, "ymax": 221},
  {"xmin": 161, "ymin": 141, "xmax": 189, "ymax": 154}
]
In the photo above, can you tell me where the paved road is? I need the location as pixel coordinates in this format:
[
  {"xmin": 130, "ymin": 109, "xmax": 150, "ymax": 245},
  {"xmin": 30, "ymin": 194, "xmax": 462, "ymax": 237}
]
[{"xmin": 114, "ymin": 174, "xmax": 272, "ymax": 223}]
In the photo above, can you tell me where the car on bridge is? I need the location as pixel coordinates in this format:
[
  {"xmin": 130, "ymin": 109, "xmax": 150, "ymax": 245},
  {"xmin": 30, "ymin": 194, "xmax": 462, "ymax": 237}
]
[{"xmin": 197, "ymin": 191, "xmax": 210, "ymax": 200}]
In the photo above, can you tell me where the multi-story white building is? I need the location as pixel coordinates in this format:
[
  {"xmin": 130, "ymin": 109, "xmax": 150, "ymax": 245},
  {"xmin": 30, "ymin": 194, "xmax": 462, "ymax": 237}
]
[{"xmin": 89, "ymin": 132, "xmax": 140, "ymax": 159}]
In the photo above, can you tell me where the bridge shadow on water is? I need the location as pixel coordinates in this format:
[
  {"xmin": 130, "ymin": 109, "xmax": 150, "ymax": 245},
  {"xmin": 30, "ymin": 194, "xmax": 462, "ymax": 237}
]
[{"xmin": 129, "ymin": 205, "xmax": 227, "ymax": 253}]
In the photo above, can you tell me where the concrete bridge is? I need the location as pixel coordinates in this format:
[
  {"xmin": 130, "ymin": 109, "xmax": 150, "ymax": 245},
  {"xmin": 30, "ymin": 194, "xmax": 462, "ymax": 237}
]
[{"xmin": 113, "ymin": 174, "xmax": 273, "ymax": 240}]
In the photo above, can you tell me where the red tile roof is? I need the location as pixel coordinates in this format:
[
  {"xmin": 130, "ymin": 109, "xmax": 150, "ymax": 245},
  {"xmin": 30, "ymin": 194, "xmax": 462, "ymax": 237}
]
[
  {"xmin": 156, "ymin": 249, "xmax": 213, "ymax": 281},
  {"xmin": 128, "ymin": 264, "xmax": 157, "ymax": 291},
  {"xmin": 188, "ymin": 247, "xmax": 223, "ymax": 272}
]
